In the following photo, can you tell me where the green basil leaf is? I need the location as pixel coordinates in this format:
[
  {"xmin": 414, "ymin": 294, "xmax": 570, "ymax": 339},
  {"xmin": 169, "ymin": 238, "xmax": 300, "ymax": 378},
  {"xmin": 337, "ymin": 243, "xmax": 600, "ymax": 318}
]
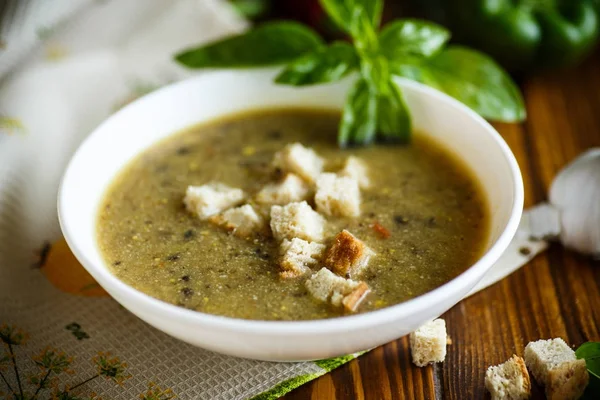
[
  {"xmin": 275, "ymin": 42, "xmax": 359, "ymax": 86},
  {"xmin": 319, "ymin": 0, "xmax": 383, "ymax": 33},
  {"xmin": 415, "ymin": 46, "xmax": 526, "ymax": 122},
  {"xmin": 377, "ymin": 80, "xmax": 411, "ymax": 143},
  {"xmin": 361, "ymin": 55, "xmax": 390, "ymax": 94},
  {"xmin": 339, "ymin": 77, "xmax": 377, "ymax": 147},
  {"xmin": 577, "ymin": 342, "xmax": 600, "ymax": 379},
  {"xmin": 349, "ymin": 6, "xmax": 379, "ymax": 54},
  {"xmin": 390, "ymin": 62, "xmax": 426, "ymax": 82},
  {"xmin": 379, "ymin": 19, "xmax": 450, "ymax": 59},
  {"xmin": 175, "ymin": 22, "xmax": 324, "ymax": 68}
]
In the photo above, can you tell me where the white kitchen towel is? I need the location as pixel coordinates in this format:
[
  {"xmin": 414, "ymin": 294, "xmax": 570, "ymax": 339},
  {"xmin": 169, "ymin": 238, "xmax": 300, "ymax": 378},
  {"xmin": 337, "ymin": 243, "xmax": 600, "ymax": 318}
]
[{"xmin": 0, "ymin": 1, "xmax": 546, "ymax": 399}]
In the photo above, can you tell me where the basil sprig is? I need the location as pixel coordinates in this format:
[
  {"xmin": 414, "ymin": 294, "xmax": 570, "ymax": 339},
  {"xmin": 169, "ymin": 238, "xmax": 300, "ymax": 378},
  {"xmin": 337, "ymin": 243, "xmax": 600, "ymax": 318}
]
[
  {"xmin": 175, "ymin": 0, "xmax": 525, "ymax": 147},
  {"xmin": 577, "ymin": 342, "xmax": 600, "ymax": 399}
]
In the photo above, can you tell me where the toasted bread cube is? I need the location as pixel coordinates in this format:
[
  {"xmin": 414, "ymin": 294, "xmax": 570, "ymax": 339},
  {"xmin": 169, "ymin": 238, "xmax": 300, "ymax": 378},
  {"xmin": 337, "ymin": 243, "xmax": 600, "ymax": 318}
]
[
  {"xmin": 546, "ymin": 360, "xmax": 589, "ymax": 400},
  {"xmin": 524, "ymin": 338, "xmax": 589, "ymax": 400},
  {"xmin": 485, "ymin": 355, "xmax": 531, "ymax": 400},
  {"xmin": 409, "ymin": 319, "xmax": 447, "ymax": 367},
  {"xmin": 273, "ymin": 143, "xmax": 324, "ymax": 183},
  {"xmin": 324, "ymin": 230, "xmax": 375, "ymax": 278},
  {"xmin": 270, "ymin": 201, "xmax": 325, "ymax": 242},
  {"xmin": 305, "ymin": 268, "xmax": 370, "ymax": 312},
  {"xmin": 315, "ymin": 173, "xmax": 360, "ymax": 217},
  {"xmin": 210, "ymin": 204, "xmax": 264, "ymax": 238},
  {"xmin": 279, "ymin": 238, "xmax": 326, "ymax": 279},
  {"xmin": 184, "ymin": 183, "xmax": 245, "ymax": 220},
  {"xmin": 339, "ymin": 156, "xmax": 370, "ymax": 189},
  {"xmin": 255, "ymin": 173, "xmax": 310, "ymax": 205}
]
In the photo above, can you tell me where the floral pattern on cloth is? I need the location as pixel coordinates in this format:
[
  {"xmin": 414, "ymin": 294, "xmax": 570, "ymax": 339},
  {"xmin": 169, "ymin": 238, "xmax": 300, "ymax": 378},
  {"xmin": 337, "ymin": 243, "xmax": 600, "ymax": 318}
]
[{"xmin": 1, "ymin": 324, "xmax": 176, "ymax": 399}]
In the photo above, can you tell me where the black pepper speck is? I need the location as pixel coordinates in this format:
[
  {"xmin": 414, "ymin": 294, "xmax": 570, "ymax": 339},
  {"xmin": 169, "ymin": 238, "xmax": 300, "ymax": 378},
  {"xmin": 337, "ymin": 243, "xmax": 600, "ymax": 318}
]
[
  {"xmin": 176, "ymin": 147, "xmax": 191, "ymax": 155},
  {"xmin": 268, "ymin": 130, "xmax": 282, "ymax": 140},
  {"xmin": 394, "ymin": 215, "xmax": 408, "ymax": 225},
  {"xmin": 519, "ymin": 247, "xmax": 531, "ymax": 256}
]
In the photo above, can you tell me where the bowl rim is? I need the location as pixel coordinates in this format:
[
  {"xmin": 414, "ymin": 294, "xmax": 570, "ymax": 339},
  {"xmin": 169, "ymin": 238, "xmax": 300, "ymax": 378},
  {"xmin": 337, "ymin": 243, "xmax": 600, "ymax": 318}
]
[{"xmin": 58, "ymin": 71, "xmax": 524, "ymax": 335}]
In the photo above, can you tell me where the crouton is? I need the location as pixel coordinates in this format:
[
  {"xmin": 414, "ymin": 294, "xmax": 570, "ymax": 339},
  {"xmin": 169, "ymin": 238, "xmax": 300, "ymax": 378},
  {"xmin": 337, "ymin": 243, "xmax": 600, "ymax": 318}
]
[
  {"xmin": 324, "ymin": 230, "xmax": 375, "ymax": 278},
  {"xmin": 279, "ymin": 238, "xmax": 326, "ymax": 279},
  {"xmin": 485, "ymin": 355, "xmax": 531, "ymax": 400},
  {"xmin": 315, "ymin": 173, "xmax": 361, "ymax": 217},
  {"xmin": 409, "ymin": 319, "xmax": 447, "ymax": 367},
  {"xmin": 546, "ymin": 360, "xmax": 589, "ymax": 400},
  {"xmin": 339, "ymin": 156, "xmax": 370, "ymax": 189},
  {"xmin": 524, "ymin": 338, "xmax": 589, "ymax": 400},
  {"xmin": 272, "ymin": 143, "xmax": 324, "ymax": 183},
  {"xmin": 184, "ymin": 183, "xmax": 245, "ymax": 220},
  {"xmin": 209, "ymin": 204, "xmax": 264, "ymax": 238},
  {"xmin": 305, "ymin": 267, "xmax": 370, "ymax": 312},
  {"xmin": 270, "ymin": 201, "xmax": 325, "ymax": 242},
  {"xmin": 255, "ymin": 173, "xmax": 310, "ymax": 205}
]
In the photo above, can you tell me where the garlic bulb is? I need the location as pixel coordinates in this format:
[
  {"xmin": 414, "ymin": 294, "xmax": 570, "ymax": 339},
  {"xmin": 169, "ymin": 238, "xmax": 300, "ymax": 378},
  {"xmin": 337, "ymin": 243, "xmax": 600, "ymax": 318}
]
[{"xmin": 548, "ymin": 148, "xmax": 600, "ymax": 257}]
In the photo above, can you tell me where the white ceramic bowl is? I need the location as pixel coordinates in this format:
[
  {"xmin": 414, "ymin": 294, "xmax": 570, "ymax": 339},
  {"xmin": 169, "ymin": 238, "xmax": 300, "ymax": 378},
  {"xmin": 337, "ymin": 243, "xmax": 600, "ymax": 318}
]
[{"xmin": 58, "ymin": 69, "xmax": 523, "ymax": 361}]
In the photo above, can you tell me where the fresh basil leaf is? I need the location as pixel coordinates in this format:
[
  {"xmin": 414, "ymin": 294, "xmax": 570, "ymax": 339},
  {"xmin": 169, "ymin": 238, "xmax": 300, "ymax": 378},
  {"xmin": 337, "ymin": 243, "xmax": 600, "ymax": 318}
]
[
  {"xmin": 349, "ymin": 5, "xmax": 379, "ymax": 55},
  {"xmin": 275, "ymin": 42, "xmax": 359, "ymax": 86},
  {"xmin": 175, "ymin": 22, "xmax": 324, "ymax": 68},
  {"xmin": 229, "ymin": 0, "xmax": 269, "ymax": 19},
  {"xmin": 413, "ymin": 46, "xmax": 526, "ymax": 122},
  {"xmin": 379, "ymin": 19, "xmax": 450, "ymax": 59},
  {"xmin": 577, "ymin": 342, "xmax": 600, "ymax": 379},
  {"xmin": 361, "ymin": 55, "xmax": 390, "ymax": 95},
  {"xmin": 377, "ymin": 79, "xmax": 411, "ymax": 143},
  {"xmin": 339, "ymin": 77, "xmax": 377, "ymax": 147},
  {"xmin": 319, "ymin": 0, "xmax": 383, "ymax": 33},
  {"xmin": 577, "ymin": 342, "xmax": 600, "ymax": 399},
  {"xmin": 390, "ymin": 62, "xmax": 426, "ymax": 82}
]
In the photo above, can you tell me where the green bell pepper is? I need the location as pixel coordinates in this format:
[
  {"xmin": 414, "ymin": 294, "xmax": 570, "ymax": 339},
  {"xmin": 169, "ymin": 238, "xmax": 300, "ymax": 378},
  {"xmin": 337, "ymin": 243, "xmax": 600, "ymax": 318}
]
[{"xmin": 414, "ymin": 0, "xmax": 600, "ymax": 73}]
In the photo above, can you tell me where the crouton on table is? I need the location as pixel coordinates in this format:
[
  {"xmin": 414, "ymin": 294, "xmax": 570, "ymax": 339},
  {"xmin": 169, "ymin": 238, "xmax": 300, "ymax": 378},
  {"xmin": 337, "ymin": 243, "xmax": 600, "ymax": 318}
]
[
  {"xmin": 409, "ymin": 319, "xmax": 447, "ymax": 367},
  {"xmin": 270, "ymin": 201, "xmax": 325, "ymax": 242},
  {"xmin": 485, "ymin": 355, "xmax": 531, "ymax": 400},
  {"xmin": 255, "ymin": 173, "xmax": 310, "ymax": 205},
  {"xmin": 305, "ymin": 267, "xmax": 370, "ymax": 312},
  {"xmin": 324, "ymin": 230, "xmax": 375, "ymax": 278},
  {"xmin": 315, "ymin": 173, "xmax": 361, "ymax": 217},
  {"xmin": 279, "ymin": 238, "xmax": 326, "ymax": 279},
  {"xmin": 184, "ymin": 183, "xmax": 245, "ymax": 220},
  {"xmin": 273, "ymin": 143, "xmax": 324, "ymax": 183},
  {"xmin": 209, "ymin": 204, "xmax": 264, "ymax": 238},
  {"xmin": 339, "ymin": 156, "xmax": 370, "ymax": 189},
  {"xmin": 524, "ymin": 338, "xmax": 589, "ymax": 400}
]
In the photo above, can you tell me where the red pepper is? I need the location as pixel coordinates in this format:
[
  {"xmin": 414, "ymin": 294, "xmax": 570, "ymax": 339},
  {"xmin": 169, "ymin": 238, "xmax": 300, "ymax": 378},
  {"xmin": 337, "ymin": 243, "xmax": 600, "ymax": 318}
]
[{"xmin": 371, "ymin": 222, "xmax": 391, "ymax": 239}]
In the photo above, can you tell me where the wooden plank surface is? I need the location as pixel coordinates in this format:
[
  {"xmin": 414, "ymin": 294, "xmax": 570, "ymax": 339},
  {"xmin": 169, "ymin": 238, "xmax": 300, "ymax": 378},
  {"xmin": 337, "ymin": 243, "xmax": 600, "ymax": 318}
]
[{"xmin": 283, "ymin": 51, "xmax": 600, "ymax": 400}]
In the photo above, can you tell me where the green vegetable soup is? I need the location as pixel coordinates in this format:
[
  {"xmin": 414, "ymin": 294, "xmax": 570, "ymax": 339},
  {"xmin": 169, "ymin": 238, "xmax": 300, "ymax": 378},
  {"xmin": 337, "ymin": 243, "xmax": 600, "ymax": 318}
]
[{"xmin": 97, "ymin": 109, "xmax": 489, "ymax": 320}]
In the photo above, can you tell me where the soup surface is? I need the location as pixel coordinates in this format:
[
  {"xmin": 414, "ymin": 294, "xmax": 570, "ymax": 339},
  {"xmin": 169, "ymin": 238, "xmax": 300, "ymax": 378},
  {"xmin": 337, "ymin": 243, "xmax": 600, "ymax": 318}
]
[{"xmin": 97, "ymin": 109, "xmax": 488, "ymax": 320}]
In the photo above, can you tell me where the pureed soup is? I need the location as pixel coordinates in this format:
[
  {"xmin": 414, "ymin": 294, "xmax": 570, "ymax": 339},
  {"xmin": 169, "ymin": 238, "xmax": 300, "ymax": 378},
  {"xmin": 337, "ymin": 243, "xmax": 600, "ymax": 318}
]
[{"xmin": 97, "ymin": 109, "xmax": 489, "ymax": 321}]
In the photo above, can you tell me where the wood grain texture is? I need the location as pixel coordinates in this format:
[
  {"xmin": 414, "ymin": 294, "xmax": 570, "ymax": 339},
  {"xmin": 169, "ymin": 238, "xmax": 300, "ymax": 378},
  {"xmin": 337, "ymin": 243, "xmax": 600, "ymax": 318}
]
[{"xmin": 283, "ymin": 51, "xmax": 600, "ymax": 400}]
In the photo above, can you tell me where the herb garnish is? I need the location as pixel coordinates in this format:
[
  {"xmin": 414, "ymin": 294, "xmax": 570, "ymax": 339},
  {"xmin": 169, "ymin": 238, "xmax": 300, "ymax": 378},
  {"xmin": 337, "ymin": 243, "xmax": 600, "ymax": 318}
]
[
  {"xmin": 577, "ymin": 341, "xmax": 600, "ymax": 399},
  {"xmin": 175, "ymin": 0, "xmax": 525, "ymax": 147}
]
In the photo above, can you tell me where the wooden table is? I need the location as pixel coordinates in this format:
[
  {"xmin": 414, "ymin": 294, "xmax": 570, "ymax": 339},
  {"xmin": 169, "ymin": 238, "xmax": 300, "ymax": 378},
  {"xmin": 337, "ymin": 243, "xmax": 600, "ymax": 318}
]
[{"xmin": 284, "ymin": 51, "xmax": 600, "ymax": 400}]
